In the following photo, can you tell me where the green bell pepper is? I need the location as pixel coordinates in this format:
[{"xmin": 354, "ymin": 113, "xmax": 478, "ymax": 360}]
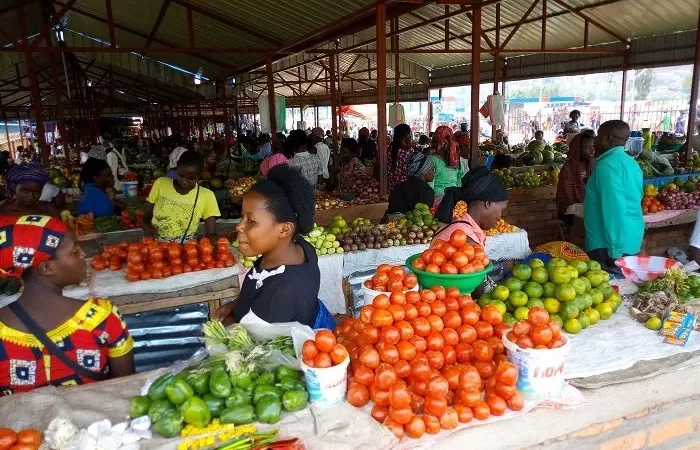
[
  {"xmin": 148, "ymin": 373, "xmax": 175, "ymax": 401},
  {"xmin": 181, "ymin": 396, "xmax": 211, "ymax": 429},
  {"xmin": 203, "ymin": 394, "xmax": 225, "ymax": 418},
  {"xmin": 225, "ymin": 388, "xmax": 252, "ymax": 409},
  {"xmin": 229, "ymin": 371, "xmax": 253, "ymax": 389},
  {"xmin": 257, "ymin": 370, "xmax": 276, "ymax": 386},
  {"xmin": 282, "ymin": 390, "xmax": 309, "ymax": 412},
  {"xmin": 209, "ymin": 367, "xmax": 233, "ymax": 399},
  {"xmin": 129, "ymin": 395, "xmax": 152, "ymax": 418},
  {"xmin": 253, "ymin": 384, "xmax": 281, "ymax": 404},
  {"xmin": 277, "ymin": 378, "xmax": 306, "ymax": 393},
  {"xmin": 220, "ymin": 404, "xmax": 256, "ymax": 425},
  {"xmin": 148, "ymin": 399, "xmax": 176, "ymax": 423},
  {"xmin": 275, "ymin": 365, "xmax": 301, "ymax": 381},
  {"xmin": 255, "ymin": 397, "xmax": 282, "ymax": 424},
  {"xmin": 165, "ymin": 376, "xmax": 194, "ymax": 406},
  {"xmin": 185, "ymin": 371, "xmax": 210, "ymax": 396},
  {"xmin": 153, "ymin": 410, "xmax": 183, "ymax": 438}
]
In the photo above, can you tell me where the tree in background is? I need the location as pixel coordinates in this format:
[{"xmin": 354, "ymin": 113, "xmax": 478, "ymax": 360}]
[{"xmin": 633, "ymin": 68, "xmax": 656, "ymax": 100}]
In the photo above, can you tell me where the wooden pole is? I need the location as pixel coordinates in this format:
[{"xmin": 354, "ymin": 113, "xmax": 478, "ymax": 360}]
[
  {"xmin": 686, "ymin": 8, "xmax": 700, "ymax": 162},
  {"xmin": 470, "ymin": 5, "xmax": 482, "ymax": 162},
  {"xmin": 266, "ymin": 57, "xmax": 277, "ymax": 135},
  {"xmin": 376, "ymin": 0, "xmax": 388, "ymax": 196}
]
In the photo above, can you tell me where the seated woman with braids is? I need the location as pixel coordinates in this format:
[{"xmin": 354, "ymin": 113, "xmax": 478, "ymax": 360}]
[
  {"xmin": 215, "ymin": 165, "xmax": 334, "ymax": 328},
  {"xmin": 0, "ymin": 215, "xmax": 134, "ymax": 395}
]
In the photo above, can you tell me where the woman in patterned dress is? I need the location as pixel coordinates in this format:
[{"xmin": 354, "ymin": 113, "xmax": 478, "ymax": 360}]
[{"xmin": 0, "ymin": 215, "xmax": 134, "ymax": 395}]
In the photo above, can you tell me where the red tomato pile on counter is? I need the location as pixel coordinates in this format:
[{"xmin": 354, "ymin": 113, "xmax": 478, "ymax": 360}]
[
  {"xmin": 364, "ymin": 264, "xmax": 419, "ymax": 292},
  {"xmin": 506, "ymin": 307, "xmax": 566, "ymax": 349},
  {"xmin": 302, "ymin": 329, "xmax": 349, "ymax": 368},
  {"xmin": 90, "ymin": 237, "xmax": 236, "ymax": 281},
  {"xmin": 0, "ymin": 427, "xmax": 43, "ymax": 450},
  {"xmin": 411, "ymin": 230, "xmax": 490, "ymax": 275},
  {"xmin": 336, "ymin": 285, "xmax": 524, "ymax": 441}
]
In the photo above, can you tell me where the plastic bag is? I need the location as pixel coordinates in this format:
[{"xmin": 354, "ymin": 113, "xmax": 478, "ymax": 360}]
[
  {"xmin": 243, "ymin": 321, "xmax": 314, "ymax": 369},
  {"xmin": 140, "ymin": 348, "xmax": 209, "ymax": 396}
]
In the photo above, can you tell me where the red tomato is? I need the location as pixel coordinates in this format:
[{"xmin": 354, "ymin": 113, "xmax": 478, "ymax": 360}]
[
  {"xmin": 487, "ymin": 336, "xmax": 505, "ymax": 355},
  {"xmin": 362, "ymin": 325, "xmax": 380, "ymax": 345},
  {"xmin": 427, "ymin": 315, "xmax": 444, "ymax": 332},
  {"xmin": 439, "ymin": 408, "xmax": 459, "ymax": 430},
  {"xmin": 455, "ymin": 388, "xmax": 481, "ymax": 407},
  {"xmin": 416, "ymin": 302, "xmax": 432, "ymax": 318},
  {"xmin": 426, "ymin": 331, "xmax": 445, "ymax": 351},
  {"xmin": 460, "ymin": 304, "xmax": 481, "ymax": 326},
  {"xmin": 353, "ymin": 365, "xmax": 375, "ymax": 386},
  {"xmin": 372, "ymin": 309, "xmax": 394, "ymax": 328},
  {"xmin": 423, "ymin": 395, "xmax": 448, "ymax": 418},
  {"xmin": 441, "ymin": 328, "xmax": 459, "ymax": 346},
  {"xmin": 347, "ymin": 384, "xmax": 369, "ymax": 407},
  {"xmin": 380, "ymin": 326, "xmax": 400, "ymax": 345},
  {"xmin": 449, "ymin": 229, "xmax": 468, "ymax": 248},
  {"xmin": 458, "ymin": 366, "xmax": 482, "ymax": 392},
  {"xmin": 442, "ymin": 345, "xmax": 457, "ymax": 366},
  {"xmin": 359, "ymin": 348, "xmax": 380, "ymax": 369},
  {"xmin": 404, "ymin": 416, "xmax": 426, "ymax": 439},
  {"xmin": 425, "ymin": 350, "xmax": 445, "ymax": 370},
  {"xmin": 513, "ymin": 320, "xmax": 532, "ymax": 336},
  {"xmin": 412, "ymin": 317, "xmax": 431, "ymax": 337},
  {"xmin": 472, "ymin": 340, "xmax": 494, "ymax": 362},
  {"xmin": 375, "ymin": 363, "xmax": 398, "ymax": 390},
  {"xmin": 495, "ymin": 382, "xmax": 517, "ymax": 399},
  {"xmin": 405, "ymin": 291, "xmax": 421, "ymax": 305},
  {"xmin": 507, "ymin": 391, "xmax": 525, "ymax": 411},
  {"xmin": 454, "ymin": 404, "xmax": 474, "ymax": 423},
  {"xmin": 314, "ymin": 352, "xmax": 332, "ymax": 368},
  {"xmin": 528, "ymin": 306, "xmax": 550, "ymax": 326},
  {"xmin": 370, "ymin": 384, "xmax": 391, "ymax": 406},
  {"xmin": 330, "ymin": 344, "xmax": 348, "ymax": 365},
  {"xmin": 383, "ymin": 418, "xmax": 404, "ymax": 440},
  {"xmin": 373, "ymin": 294, "xmax": 390, "ymax": 310},
  {"xmin": 390, "ymin": 383, "xmax": 411, "ymax": 409},
  {"xmin": 475, "ymin": 360, "xmax": 496, "ymax": 379},
  {"xmin": 451, "ymin": 251, "xmax": 469, "ymax": 269},
  {"xmin": 396, "ymin": 340, "xmax": 417, "ymax": 361},
  {"xmin": 530, "ymin": 324, "xmax": 554, "ymax": 346},
  {"xmin": 315, "ymin": 330, "xmax": 336, "ymax": 353},
  {"xmin": 402, "ymin": 304, "xmax": 419, "ymax": 322},
  {"xmin": 486, "ymin": 393, "xmax": 507, "ymax": 416},
  {"xmin": 480, "ymin": 304, "xmax": 503, "ymax": 326},
  {"xmin": 430, "ymin": 252, "xmax": 446, "ymax": 267},
  {"xmin": 474, "ymin": 321, "xmax": 494, "ymax": 340},
  {"xmin": 472, "ymin": 400, "xmax": 490, "ymax": 420},
  {"xmin": 455, "ymin": 342, "xmax": 473, "ymax": 363},
  {"xmin": 410, "ymin": 359, "xmax": 431, "ymax": 381},
  {"xmin": 443, "ymin": 311, "xmax": 462, "ymax": 329},
  {"xmin": 371, "ymin": 405, "xmax": 389, "ymax": 423},
  {"xmin": 426, "ymin": 375, "xmax": 449, "ymax": 397},
  {"xmin": 379, "ymin": 344, "xmax": 400, "ymax": 364},
  {"xmin": 430, "ymin": 300, "xmax": 447, "ymax": 317},
  {"xmin": 389, "ymin": 291, "xmax": 406, "ymax": 305},
  {"xmin": 423, "ymin": 414, "xmax": 441, "ymax": 434},
  {"xmin": 442, "ymin": 367, "xmax": 461, "ymax": 391},
  {"xmin": 395, "ymin": 321, "xmax": 414, "ymax": 341},
  {"xmin": 409, "ymin": 335, "xmax": 427, "ymax": 353},
  {"xmin": 394, "ymin": 360, "xmax": 412, "ymax": 379},
  {"xmin": 456, "ymin": 324, "xmax": 477, "ymax": 344}
]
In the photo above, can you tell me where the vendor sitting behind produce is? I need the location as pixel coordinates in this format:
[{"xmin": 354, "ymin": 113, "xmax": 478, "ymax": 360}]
[
  {"xmin": 214, "ymin": 165, "xmax": 334, "ymax": 328},
  {"xmin": 78, "ymin": 158, "xmax": 123, "ymax": 218},
  {"xmin": 0, "ymin": 215, "xmax": 135, "ymax": 395},
  {"xmin": 430, "ymin": 125, "xmax": 465, "ymax": 203},
  {"xmin": 434, "ymin": 166, "xmax": 508, "ymax": 249},
  {"xmin": 143, "ymin": 150, "xmax": 220, "ymax": 243},
  {"xmin": 0, "ymin": 162, "xmax": 58, "ymax": 217},
  {"xmin": 385, "ymin": 151, "xmax": 435, "ymax": 217},
  {"xmin": 337, "ymin": 138, "xmax": 368, "ymax": 194},
  {"xmin": 584, "ymin": 120, "xmax": 643, "ymax": 273},
  {"xmin": 555, "ymin": 130, "xmax": 595, "ymax": 224}
]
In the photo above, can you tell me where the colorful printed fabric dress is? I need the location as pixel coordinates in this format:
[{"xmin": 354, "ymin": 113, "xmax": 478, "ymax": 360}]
[{"xmin": 0, "ymin": 298, "xmax": 134, "ymax": 395}]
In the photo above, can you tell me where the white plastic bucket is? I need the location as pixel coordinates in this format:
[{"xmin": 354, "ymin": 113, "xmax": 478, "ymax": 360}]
[
  {"xmin": 502, "ymin": 330, "xmax": 571, "ymax": 400},
  {"xmin": 362, "ymin": 282, "xmax": 419, "ymax": 306},
  {"xmin": 300, "ymin": 355, "xmax": 349, "ymax": 407},
  {"xmin": 122, "ymin": 181, "xmax": 138, "ymax": 197}
]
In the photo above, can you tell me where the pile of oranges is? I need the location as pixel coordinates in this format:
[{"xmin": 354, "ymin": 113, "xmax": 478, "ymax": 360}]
[
  {"xmin": 336, "ymin": 285, "xmax": 524, "ymax": 441},
  {"xmin": 411, "ymin": 230, "xmax": 489, "ymax": 274},
  {"xmin": 641, "ymin": 195, "xmax": 665, "ymax": 215},
  {"xmin": 485, "ymin": 219, "xmax": 518, "ymax": 237},
  {"xmin": 0, "ymin": 428, "xmax": 42, "ymax": 450},
  {"xmin": 364, "ymin": 264, "xmax": 419, "ymax": 292},
  {"xmin": 90, "ymin": 237, "xmax": 235, "ymax": 282}
]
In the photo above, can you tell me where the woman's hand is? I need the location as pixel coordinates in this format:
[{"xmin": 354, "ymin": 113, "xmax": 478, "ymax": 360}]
[{"xmin": 214, "ymin": 302, "xmax": 235, "ymax": 325}]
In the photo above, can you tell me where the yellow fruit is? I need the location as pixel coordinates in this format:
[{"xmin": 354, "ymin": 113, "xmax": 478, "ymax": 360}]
[
  {"xmin": 595, "ymin": 302, "xmax": 614, "ymax": 320},
  {"xmin": 564, "ymin": 318, "xmax": 582, "ymax": 334},
  {"xmin": 543, "ymin": 298, "xmax": 561, "ymax": 314},
  {"xmin": 645, "ymin": 317, "xmax": 662, "ymax": 330}
]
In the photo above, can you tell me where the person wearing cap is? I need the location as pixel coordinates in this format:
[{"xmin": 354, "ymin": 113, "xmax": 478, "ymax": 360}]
[
  {"xmin": 386, "ymin": 151, "xmax": 435, "ymax": 216},
  {"xmin": 310, "ymin": 127, "xmax": 331, "ymax": 181}
]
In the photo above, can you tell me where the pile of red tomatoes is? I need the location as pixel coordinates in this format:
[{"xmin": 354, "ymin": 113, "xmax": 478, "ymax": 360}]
[
  {"xmin": 90, "ymin": 237, "xmax": 235, "ymax": 281},
  {"xmin": 335, "ymin": 285, "xmax": 524, "ymax": 441}
]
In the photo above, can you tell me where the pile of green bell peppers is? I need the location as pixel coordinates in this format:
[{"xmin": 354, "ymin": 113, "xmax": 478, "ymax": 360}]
[{"xmin": 131, "ymin": 364, "xmax": 309, "ymax": 436}]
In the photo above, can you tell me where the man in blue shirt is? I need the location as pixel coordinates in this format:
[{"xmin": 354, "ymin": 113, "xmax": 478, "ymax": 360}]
[{"xmin": 583, "ymin": 120, "xmax": 644, "ymax": 273}]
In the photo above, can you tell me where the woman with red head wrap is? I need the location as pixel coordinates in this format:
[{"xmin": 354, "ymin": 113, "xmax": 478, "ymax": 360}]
[
  {"xmin": 430, "ymin": 126, "xmax": 466, "ymax": 204},
  {"xmin": 0, "ymin": 215, "xmax": 134, "ymax": 395}
]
